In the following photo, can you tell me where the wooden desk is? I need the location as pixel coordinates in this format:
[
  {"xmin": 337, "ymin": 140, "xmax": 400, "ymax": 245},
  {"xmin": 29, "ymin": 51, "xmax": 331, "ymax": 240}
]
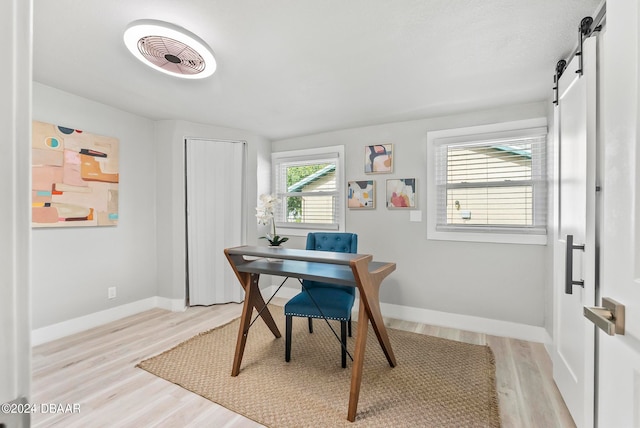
[{"xmin": 224, "ymin": 245, "xmax": 397, "ymax": 422}]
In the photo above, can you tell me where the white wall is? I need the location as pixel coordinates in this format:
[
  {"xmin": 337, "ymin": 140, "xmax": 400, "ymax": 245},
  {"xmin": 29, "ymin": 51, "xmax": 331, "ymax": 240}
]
[
  {"xmin": 154, "ymin": 119, "xmax": 270, "ymax": 302},
  {"xmin": 272, "ymin": 101, "xmax": 549, "ymax": 327},
  {"xmin": 32, "ymin": 83, "xmax": 157, "ymax": 329}
]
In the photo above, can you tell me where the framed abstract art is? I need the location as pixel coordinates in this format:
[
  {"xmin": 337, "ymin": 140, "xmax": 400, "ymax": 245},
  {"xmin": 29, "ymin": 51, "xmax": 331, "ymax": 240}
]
[
  {"xmin": 31, "ymin": 120, "xmax": 119, "ymax": 227},
  {"xmin": 386, "ymin": 178, "xmax": 416, "ymax": 209},
  {"xmin": 348, "ymin": 180, "xmax": 375, "ymax": 209},
  {"xmin": 364, "ymin": 144, "xmax": 393, "ymax": 174}
]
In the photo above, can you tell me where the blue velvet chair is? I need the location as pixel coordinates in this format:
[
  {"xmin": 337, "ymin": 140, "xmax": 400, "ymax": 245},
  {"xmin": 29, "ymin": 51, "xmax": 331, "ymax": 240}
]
[{"xmin": 284, "ymin": 232, "xmax": 357, "ymax": 368}]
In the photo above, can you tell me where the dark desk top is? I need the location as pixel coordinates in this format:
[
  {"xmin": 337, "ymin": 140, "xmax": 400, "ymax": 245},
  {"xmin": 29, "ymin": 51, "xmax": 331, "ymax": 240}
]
[
  {"xmin": 226, "ymin": 245, "xmax": 367, "ymax": 265},
  {"xmin": 226, "ymin": 245, "xmax": 394, "ymax": 287}
]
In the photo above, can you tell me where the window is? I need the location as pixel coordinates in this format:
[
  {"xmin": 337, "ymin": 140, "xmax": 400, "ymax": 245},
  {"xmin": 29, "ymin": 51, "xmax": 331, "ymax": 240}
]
[
  {"xmin": 272, "ymin": 146, "xmax": 345, "ymax": 233},
  {"xmin": 427, "ymin": 119, "xmax": 548, "ymax": 245}
]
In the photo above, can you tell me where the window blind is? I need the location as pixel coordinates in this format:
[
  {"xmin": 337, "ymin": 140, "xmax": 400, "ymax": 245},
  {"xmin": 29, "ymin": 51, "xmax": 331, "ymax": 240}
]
[{"xmin": 435, "ymin": 133, "xmax": 547, "ymax": 234}]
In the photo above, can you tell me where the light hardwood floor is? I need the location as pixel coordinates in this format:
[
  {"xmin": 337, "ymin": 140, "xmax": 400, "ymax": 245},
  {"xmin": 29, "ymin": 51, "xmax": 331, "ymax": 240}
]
[{"xmin": 32, "ymin": 298, "xmax": 576, "ymax": 427}]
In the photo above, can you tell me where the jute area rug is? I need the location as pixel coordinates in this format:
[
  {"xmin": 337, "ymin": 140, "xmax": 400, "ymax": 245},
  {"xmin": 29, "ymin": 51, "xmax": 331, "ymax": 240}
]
[{"xmin": 137, "ymin": 306, "xmax": 500, "ymax": 427}]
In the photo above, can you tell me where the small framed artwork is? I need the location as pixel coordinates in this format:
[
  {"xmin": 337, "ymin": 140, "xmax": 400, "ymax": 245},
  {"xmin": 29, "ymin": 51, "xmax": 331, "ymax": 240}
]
[
  {"xmin": 386, "ymin": 178, "xmax": 416, "ymax": 209},
  {"xmin": 365, "ymin": 144, "xmax": 393, "ymax": 174},
  {"xmin": 348, "ymin": 180, "xmax": 375, "ymax": 209}
]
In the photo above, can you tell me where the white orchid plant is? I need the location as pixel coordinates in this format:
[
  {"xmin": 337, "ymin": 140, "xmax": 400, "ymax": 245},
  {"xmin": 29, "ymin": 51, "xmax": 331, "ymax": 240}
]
[{"xmin": 256, "ymin": 193, "xmax": 288, "ymax": 246}]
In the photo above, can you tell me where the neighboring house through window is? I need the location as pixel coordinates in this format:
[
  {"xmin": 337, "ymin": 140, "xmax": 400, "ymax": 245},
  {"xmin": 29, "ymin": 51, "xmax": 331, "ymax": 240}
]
[
  {"xmin": 427, "ymin": 118, "xmax": 548, "ymax": 245},
  {"xmin": 272, "ymin": 145, "xmax": 345, "ymax": 234}
]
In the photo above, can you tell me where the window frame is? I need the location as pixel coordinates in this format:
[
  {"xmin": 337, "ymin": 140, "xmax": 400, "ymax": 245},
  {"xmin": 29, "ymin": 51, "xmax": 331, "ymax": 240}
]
[
  {"xmin": 271, "ymin": 145, "xmax": 345, "ymax": 236},
  {"xmin": 426, "ymin": 118, "xmax": 548, "ymax": 245}
]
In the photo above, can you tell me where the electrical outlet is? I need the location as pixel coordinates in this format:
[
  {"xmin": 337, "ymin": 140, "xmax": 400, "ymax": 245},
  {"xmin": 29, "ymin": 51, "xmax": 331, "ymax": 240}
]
[{"xmin": 108, "ymin": 287, "xmax": 117, "ymax": 299}]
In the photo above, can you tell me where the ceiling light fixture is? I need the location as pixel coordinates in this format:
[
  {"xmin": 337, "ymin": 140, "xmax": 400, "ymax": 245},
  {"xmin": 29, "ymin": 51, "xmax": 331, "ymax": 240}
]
[{"xmin": 123, "ymin": 19, "xmax": 216, "ymax": 79}]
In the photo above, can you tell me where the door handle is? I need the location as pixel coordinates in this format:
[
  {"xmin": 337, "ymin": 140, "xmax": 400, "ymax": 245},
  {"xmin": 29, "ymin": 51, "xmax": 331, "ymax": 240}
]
[
  {"xmin": 584, "ymin": 297, "xmax": 625, "ymax": 335},
  {"xmin": 565, "ymin": 234, "xmax": 585, "ymax": 294}
]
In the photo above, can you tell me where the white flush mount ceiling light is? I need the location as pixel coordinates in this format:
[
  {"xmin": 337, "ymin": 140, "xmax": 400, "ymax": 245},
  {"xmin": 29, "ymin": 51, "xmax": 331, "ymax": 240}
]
[{"xmin": 124, "ymin": 19, "xmax": 216, "ymax": 79}]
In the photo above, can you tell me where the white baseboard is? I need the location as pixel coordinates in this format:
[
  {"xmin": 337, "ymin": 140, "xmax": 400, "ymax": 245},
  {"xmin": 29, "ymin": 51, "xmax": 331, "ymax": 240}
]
[
  {"xmin": 266, "ymin": 285, "xmax": 551, "ymax": 344},
  {"xmin": 32, "ymin": 288, "xmax": 552, "ymax": 347},
  {"xmin": 155, "ymin": 296, "xmax": 187, "ymax": 312},
  {"xmin": 32, "ymin": 296, "xmax": 186, "ymax": 346}
]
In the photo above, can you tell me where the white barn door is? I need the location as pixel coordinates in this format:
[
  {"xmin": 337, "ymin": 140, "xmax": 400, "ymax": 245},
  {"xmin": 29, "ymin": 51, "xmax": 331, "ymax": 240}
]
[
  {"xmin": 553, "ymin": 36, "xmax": 598, "ymax": 428},
  {"xmin": 186, "ymin": 139, "xmax": 245, "ymax": 305}
]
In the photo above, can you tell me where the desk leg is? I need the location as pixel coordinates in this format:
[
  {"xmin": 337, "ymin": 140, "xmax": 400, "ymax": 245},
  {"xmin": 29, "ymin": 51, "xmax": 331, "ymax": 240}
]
[
  {"xmin": 347, "ymin": 299, "xmax": 369, "ymax": 422},
  {"xmin": 351, "ymin": 258, "xmax": 397, "ymax": 367},
  {"xmin": 362, "ymin": 291, "xmax": 396, "ymax": 367},
  {"xmin": 346, "ymin": 257, "xmax": 397, "ymax": 422},
  {"xmin": 231, "ymin": 273, "xmax": 281, "ymax": 377}
]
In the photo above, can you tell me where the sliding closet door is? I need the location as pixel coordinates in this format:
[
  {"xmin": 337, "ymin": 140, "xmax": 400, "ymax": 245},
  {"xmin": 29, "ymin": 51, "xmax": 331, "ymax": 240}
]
[{"xmin": 186, "ymin": 138, "xmax": 245, "ymax": 305}]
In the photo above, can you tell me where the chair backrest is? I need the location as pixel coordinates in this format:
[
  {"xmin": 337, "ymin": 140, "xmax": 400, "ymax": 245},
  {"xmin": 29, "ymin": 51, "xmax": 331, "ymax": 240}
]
[{"xmin": 303, "ymin": 232, "xmax": 358, "ymax": 294}]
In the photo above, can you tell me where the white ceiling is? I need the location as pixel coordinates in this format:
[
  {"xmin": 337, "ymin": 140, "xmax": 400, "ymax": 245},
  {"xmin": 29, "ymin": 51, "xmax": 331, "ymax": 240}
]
[{"xmin": 33, "ymin": 0, "xmax": 601, "ymax": 141}]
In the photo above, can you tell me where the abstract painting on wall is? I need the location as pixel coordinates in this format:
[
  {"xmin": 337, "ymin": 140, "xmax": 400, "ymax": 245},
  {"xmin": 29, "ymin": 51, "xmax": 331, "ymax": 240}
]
[
  {"xmin": 386, "ymin": 178, "xmax": 416, "ymax": 209},
  {"xmin": 32, "ymin": 121, "xmax": 119, "ymax": 227},
  {"xmin": 364, "ymin": 144, "xmax": 393, "ymax": 174},
  {"xmin": 348, "ymin": 180, "xmax": 375, "ymax": 209}
]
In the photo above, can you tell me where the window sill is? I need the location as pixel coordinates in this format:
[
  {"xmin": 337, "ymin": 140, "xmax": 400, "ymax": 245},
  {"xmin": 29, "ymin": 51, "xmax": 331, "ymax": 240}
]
[{"xmin": 427, "ymin": 229, "xmax": 548, "ymax": 245}]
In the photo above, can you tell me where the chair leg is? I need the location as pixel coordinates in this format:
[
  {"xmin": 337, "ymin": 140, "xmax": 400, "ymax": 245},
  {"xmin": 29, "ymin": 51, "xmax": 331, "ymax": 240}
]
[
  {"xmin": 341, "ymin": 320, "xmax": 347, "ymax": 368},
  {"xmin": 348, "ymin": 317, "xmax": 352, "ymax": 337},
  {"xmin": 308, "ymin": 317, "xmax": 313, "ymax": 333},
  {"xmin": 285, "ymin": 315, "xmax": 292, "ymax": 362}
]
